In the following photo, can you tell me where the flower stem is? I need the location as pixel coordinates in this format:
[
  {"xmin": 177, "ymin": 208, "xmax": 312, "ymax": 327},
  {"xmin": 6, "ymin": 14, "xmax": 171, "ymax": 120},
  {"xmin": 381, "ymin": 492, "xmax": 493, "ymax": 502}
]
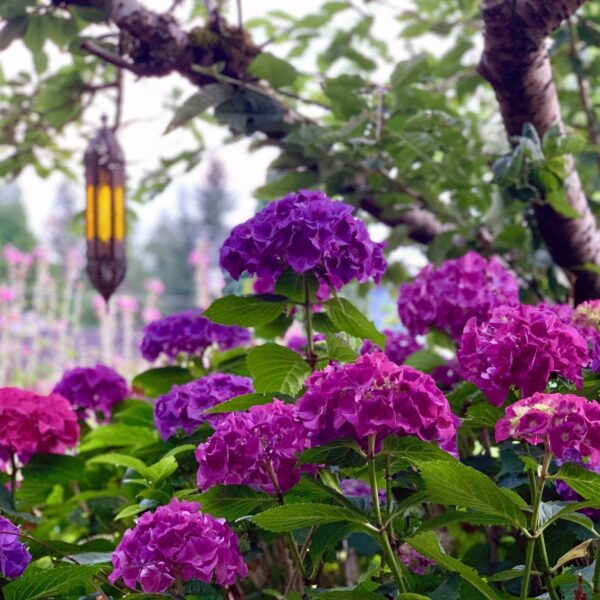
[
  {"xmin": 593, "ymin": 539, "xmax": 600, "ymax": 594},
  {"xmin": 9, "ymin": 454, "xmax": 17, "ymax": 507},
  {"xmin": 303, "ymin": 274, "xmax": 317, "ymax": 371},
  {"xmin": 521, "ymin": 452, "xmax": 552, "ymax": 600},
  {"xmin": 367, "ymin": 435, "xmax": 407, "ymax": 595}
]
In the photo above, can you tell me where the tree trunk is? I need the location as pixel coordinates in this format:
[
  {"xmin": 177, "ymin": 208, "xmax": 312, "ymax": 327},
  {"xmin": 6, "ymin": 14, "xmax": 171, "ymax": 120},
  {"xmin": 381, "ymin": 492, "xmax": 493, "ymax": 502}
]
[{"xmin": 479, "ymin": 0, "xmax": 600, "ymax": 303}]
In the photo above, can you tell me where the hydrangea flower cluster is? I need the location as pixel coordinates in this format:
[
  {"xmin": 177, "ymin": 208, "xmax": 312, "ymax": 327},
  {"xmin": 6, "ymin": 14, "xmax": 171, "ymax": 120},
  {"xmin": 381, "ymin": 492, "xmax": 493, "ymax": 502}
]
[
  {"xmin": 53, "ymin": 364, "xmax": 128, "ymax": 421},
  {"xmin": 220, "ymin": 190, "xmax": 386, "ymax": 290},
  {"xmin": 195, "ymin": 400, "xmax": 314, "ymax": 494},
  {"xmin": 360, "ymin": 329, "xmax": 422, "ymax": 366},
  {"xmin": 574, "ymin": 299, "xmax": 600, "ymax": 332},
  {"xmin": 0, "ymin": 388, "xmax": 79, "ymax": 467},
  {"xmin": 458, "ymin": 304, "xmax": 588, "ymax": 406},
  {"xmin": 295, "ymin": 353, "xmax": 459, "ymax": 456},
  {"xmin": 397, "ymin": 544, "xmax": 435, "ymax": 575},
  {"xmin": 0, "ymin": 515, "xmax": 31, "ymax": 579},
  {"xmin": 154, "ymin": 374, "xmax": 254, "ymax": 441},
  {"xmin": 109, "ymin": 499, "xmax": 247, "ymax": 593},
  {"xmin": 397, "ymin": 251, "xmax": 519, "ymax": 340},
  {"xmin": 495, "ymin": 393, "xmax": 600, "ymax": 466},
  {"xmin": 140, "ymin": 311, "xmax": 251, "ymax": 362}
]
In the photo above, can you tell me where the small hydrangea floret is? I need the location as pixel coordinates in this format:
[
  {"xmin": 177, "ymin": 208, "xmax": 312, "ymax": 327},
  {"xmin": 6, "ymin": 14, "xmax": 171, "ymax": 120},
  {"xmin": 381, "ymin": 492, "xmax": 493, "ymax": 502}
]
[
  {"xmin": 495, "ymin": 392, "xmax": 600, "ymax": 467},
  {"xmin": 458, "ymin": 304, "xmax": 588, "ymax": 406},
  {"xmin": 109, "ymin": 499, "xmax": 247, "ymax": 593},
  {"xmin": 398, "ymin": 251, "xmax": 519, "ymax": 340},
  {"xmin": 195, "ymin": 400, "xmax": 314, "ymax": 494},
  {"xmin": 295, "ymin": 353, "xmax": 459, "ymax": 456},
  {"xmin": 0, "ymin": 515, "xmax": 31, "ymax": 579},
  {"xmin": 220, "ymin": 190, "xmax": 387, "ymax": 290},
  {"xmin": 0, "ymin": 388, "xmax": 79, "ymax": 468},
  {"xmin": 154, "ymin": 373, "xmax": 254, "ymax": 441},
  {"xmin": 53, "ymin": 364, "xmax": 128, "ymax": 421},
  {"xmin": 140, "ymin": 311, "xmax": 251, "ymax": 362},
  {"xmin": 360, "ymin": 329, "xmax": 422, "ymax": 366}
]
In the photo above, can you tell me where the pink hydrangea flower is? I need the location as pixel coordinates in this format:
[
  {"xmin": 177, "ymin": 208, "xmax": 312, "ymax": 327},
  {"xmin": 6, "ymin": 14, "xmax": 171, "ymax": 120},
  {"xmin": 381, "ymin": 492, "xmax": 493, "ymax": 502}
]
[
  {"xmin": 0, "ymin": 287, "xmax": 15, "ymax": 304},
  {"xmin": 109, "ymin": 498, "xmax": 247, "ymax": 593},
  {"xmin": 0, "ymin": 388, "xmax": 79, "ymax": 467},
  {"xmin": 144, "ymin": 278, "xmax": 165, "ymax": 296},
  {"xmin": 398, "ymin": 251, "xmax": 519, "ymax": 340},
  {"xmin": 495, "ymin": 393, "xmax": 600, "ymax": 466},
  {"xmin": 458, "ymin": 304, "xmax": 588, "ymax": 406},
  {"xmin": 195, "ymin": 400, "xmax": 314, "ymax": 495},
  {"xmin": 295, "ymin": 353, "xmax": 459, "ymax": 456},
  {"xmin": 117, "ymin": 295, "xmax": 138, "ymax": 314}
]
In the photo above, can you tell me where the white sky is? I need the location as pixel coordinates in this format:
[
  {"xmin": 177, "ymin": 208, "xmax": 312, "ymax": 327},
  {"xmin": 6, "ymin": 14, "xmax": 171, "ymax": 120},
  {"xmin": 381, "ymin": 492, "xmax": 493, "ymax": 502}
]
[{"xmin": 1, "ymin": 0, "xmax": 430, "ymax": 247}]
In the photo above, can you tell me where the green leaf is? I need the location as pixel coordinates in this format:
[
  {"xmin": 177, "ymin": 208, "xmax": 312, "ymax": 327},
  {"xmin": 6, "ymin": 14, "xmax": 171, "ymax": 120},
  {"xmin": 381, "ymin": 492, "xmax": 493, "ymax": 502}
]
[
  {"xmin": 132, "ymin": 366, "xmax": 194, "ymax": 397},
  {"xmin": 247, "ymin": 343, "xmax": 311, "ymax": 394},
  {"xmin": 145, "ymin": 455, "xmax": 178, "ymax": 484},
  {"xmin": 406, "ymin": 532, "xmax": 502, "ymax": 600},
  {"xmin": 324, "ymin": 298, "xmax": 385, "ymax": 347},
  {"xmin": 552, "ymin": 463, "xmax": 600, "ymax": 500},
  {"xmin": 88, "ymin": 453, "xmax": 149, "ymax": 478},
  {"xmin": 326, "ymin": 334, "xmax": 359, "ymax": 363},
  {"xmin": 381, "ymin": 436, "xmax": 456, "ymax": 463},
  {"xmin": 0, "ymin": 16, "xmax": 28, "ymax": 51},
  {"xmin": 419, "ymin": 460, "xmax": 527, "ymax": 527},
  {"xmin": 2, "ymin": 564, "xmax": 104, "ymax": 600},
  {"xmin": 204, "ymin": 294, "xmax": 287, "ymax": 327},
  {"xmin": 79, "ymin": 424, "xmax": 157, "ymax": 451},
  {"xmin": 195, "ymin": 485, "xmax": 277, "ymax": 519},
  {"xmin": 275, "ymin": 269, "xmax": 318, "ymax": 303},
  {"xmin": 391, "ymin": 53, "xmax": 429, "ymax": 89},
  {"xmin": 309, "ymin": 522, "xmax": 363, "ymax": 574},
  {"xmin": 545, "ymin": 188, "xmax": 580, "ymax": 219},
  {"xmin": 255, "ymin": 171, "xmax": 319, "ymax": 201},
  {"xmin": 249, "ymin": 52, "xmax": 298, "ymax": 88},
  {"xmin": 403, "ymin": 349, "xmax": 446, "ymax": 372},
  {"xmin": 21, "ymin": 455, "xmax": 85, "ymax": 486},
  {"xmin": 165, "ymin": 83, "xmax": 233, "ymax": 133},
  {"xmin": 464, "ymin": 403, "xmax": 504, "ymax": 429},
  {"xmin": 297, "ymin": 438, "xmax": 366, "ymax": 468},
  {"xmin": 204, "ymin": 392, "xmax": 274, "ymax": 414},
  {"xmin": 537, "ymin": 500, "xmax": 599, "ymax": 536},
  {"xmin": 252, "ymin": 503, "xmax": 369, "ymax": 532},
  {"xmin": 313, "ymin": 313, "xmax": 341, "ymax": 333},
  {"xmin": 308, "ymin": 592, "xmax": 384, "ymax": 599}
]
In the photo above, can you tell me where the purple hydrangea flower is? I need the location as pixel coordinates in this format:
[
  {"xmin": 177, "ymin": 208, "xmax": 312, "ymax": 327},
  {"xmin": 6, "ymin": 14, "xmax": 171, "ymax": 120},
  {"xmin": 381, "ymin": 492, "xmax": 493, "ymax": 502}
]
[
  {"xmin": 458, "ymin": 304, "xmax": 589, "ymax": 406},
  {"xmin": 340, "ymin": 478, "xmax": 386, "ymax": 504},
  {"xmin": 495, "ymin": 393, "xmax": 600, "ymax": 467},
  {"xmin": 0, "ymin": 515, "xmax": 31, "ymax": 579},
  {"xmin": 431, "ymin": 359, "xmax": 461, "ymax": 391},
  {"xmin": 53, "ymin": 364, "xmax": 128, "ymax": 421},
  {"xmin": 360, "ymin": 329, "xmax": 422, "ymax": 365},
  {"xmin": 397, "ymin": 543, "xmax": 435, "ymax": 575},
  {"xmin": 140, "ymin": 311, "xmax": 251, "ymax": 362},
  {"xmin": 398, "ymin": 251, "xmax": 519, "ymax": 340},
  {"xmin": 154, "ymin": 373, "xmax": 254, "ymax": 441},
  {"xmin": 195, "ymin": 400, "xmax": 314, "ymax": 495},
  {"xmin": 220, "ymin": 190, "xmax": 386, "ymax": 290},
  {"xmin": 295, "ymin": 353, "xmax": 459, "ymax": 456},
  {"xmin": 109, "ymin": 498, "xmax": 247, "ymax": 593}
]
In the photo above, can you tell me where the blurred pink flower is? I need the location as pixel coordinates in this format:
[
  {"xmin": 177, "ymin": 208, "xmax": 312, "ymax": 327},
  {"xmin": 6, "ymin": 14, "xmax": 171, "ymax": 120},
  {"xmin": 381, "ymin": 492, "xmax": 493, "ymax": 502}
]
[
  {"xmin": 144, "ymin": 278, "xmax": 165, "ymax": 296},
  {"xmin": 117, "ymin": 295, "xmax": 138, "ymax": 314},
  {"xmin": 0, "ymin": 287, "xmax": 15, "ymax": 304},
  {"xmin": 142, "ymin": 306, "xmax": 161, "ymax": 323}
]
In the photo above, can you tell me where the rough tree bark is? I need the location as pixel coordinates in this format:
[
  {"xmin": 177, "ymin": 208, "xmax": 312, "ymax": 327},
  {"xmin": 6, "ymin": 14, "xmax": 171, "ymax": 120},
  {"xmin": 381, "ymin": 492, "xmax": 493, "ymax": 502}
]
[{"xmin": 479, "ymin": 0, "xmax": 600, "ymax": 303}]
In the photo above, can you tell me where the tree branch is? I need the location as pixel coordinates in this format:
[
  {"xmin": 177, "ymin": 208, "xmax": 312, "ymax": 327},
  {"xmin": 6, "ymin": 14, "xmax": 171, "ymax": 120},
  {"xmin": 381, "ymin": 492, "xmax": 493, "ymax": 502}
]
[{"xmin": 479, "ymin": 0, "xmax": 600, "ymax": 303}]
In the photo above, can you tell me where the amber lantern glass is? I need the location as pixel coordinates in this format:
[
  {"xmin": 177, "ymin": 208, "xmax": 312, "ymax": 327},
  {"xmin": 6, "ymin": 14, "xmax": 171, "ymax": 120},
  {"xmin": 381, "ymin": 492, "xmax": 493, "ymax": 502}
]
[{"xmin": 84, "ymin": 119, "xmax": 126, "ymax": 301}]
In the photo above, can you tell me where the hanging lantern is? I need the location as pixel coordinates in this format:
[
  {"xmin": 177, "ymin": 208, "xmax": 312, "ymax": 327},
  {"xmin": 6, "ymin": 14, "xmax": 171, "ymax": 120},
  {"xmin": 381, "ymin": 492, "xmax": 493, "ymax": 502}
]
[{"xmin": 84, "ymin": 118, "xmax": 127, "ymax": 301}]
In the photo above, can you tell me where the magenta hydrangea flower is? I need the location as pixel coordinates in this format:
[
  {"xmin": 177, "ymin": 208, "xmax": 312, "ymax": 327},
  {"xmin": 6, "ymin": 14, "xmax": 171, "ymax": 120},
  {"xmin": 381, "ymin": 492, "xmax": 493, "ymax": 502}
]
[
  {"xmin": 458, "ymin": 304, "xmax": 588, "ymax": 406},
  {"xmin": 220, "ymin": 190, "xmax": 386, "ymax": 290},
  {"xmin": 360, "ymin": 329, "xmax": 422, "ymax": 365},
  {"xmin": 195, "ymin": 400, "xmax": 314, "ymax": 495},
  {"xmin": 295, "ymin": 353, "xmax": 459, "ymax": 456},
  {"xmin": 140, "ymin": 311, "xmax": 251, "ymax": 362},
  {"xmin": 154, "ymin": 373, "xmax": 254, "ymax": 441},
  {"xmin": 53, "ymin": 364, "xmax": 128, "ymax": 421},
  {"xmin": 495, "ymin": 393, "xmax": 600, "ymax": 467},
  {"xmin": 0, "ymin": 388, "xmax": 79, "ymax": 468},
  {"xmin": 0, "ymin": 515, "xmax": 31, "ymax": 579},
  {"xmin": 109, "ymin": 498, "xmax": 247, "ymax": 593},
  {"xmin": 398, "ymin": 251, "xmax": 519, "ymax": 340},
  {"xmin": 397, "ymin": 544, "xmax": 435, "ymax": 575}
]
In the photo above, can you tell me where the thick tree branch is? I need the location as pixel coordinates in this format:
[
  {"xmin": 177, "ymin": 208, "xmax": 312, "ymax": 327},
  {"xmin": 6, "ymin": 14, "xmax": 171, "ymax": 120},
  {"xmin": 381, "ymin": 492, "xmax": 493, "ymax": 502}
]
[{"xmin": 479, "ymin": 0, "xmax": 600, "ymax": 303}]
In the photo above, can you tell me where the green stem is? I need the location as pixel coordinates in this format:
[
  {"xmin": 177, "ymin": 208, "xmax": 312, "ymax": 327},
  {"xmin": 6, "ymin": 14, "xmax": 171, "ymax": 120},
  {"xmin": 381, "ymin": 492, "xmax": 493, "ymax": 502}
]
[
  {"xmin": 367, "ymin": 435, "xmax": 407, "ymax": 595},
  {"xmin": 303, "ymin": 275, "xmax": 317, "ymax": 371},
  {"xmin": 538, "ymin": 531, "xmax": 560, "ymax": 600},
  {"xmin": 9, "ymin": 454, "xmax": 17, "ymax": 507},
  {"xmin": 521, "ymin": 452, "xmax": 552, "ymax": 600},
  {"xmin": 593, "ymin": 539, "xmax": 600, "ymax": 594}
]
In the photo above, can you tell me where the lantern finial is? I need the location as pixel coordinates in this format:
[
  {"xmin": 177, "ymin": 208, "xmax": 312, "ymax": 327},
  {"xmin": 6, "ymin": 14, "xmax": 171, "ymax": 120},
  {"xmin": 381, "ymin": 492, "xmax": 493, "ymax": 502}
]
[{"xmin": 84, "ymin": 120, "xmax": 127, "ymax": 301}]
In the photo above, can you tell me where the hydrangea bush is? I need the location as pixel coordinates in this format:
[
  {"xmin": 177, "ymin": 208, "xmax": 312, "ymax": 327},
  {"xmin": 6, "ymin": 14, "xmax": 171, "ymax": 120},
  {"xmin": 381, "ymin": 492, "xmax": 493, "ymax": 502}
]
[{"xmin": 1, "ymin": 190, "xmax": 599, "ymax": 600}]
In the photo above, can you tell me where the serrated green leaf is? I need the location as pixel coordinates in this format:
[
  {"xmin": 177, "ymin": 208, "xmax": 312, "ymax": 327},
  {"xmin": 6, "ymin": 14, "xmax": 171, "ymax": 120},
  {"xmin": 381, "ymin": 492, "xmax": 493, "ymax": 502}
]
[
  {"xmin": 88, "ymin": 453, "xmax": 149, "ymax": 478},
  {"xmin": 249, "ymin": 52, "xmax": 298, "ymax": 88},
  {"xmin": 297, "ymin": 438, "xmax": 366, "ymax": 468},
  {"xmin": 132, "ymin": 366, "xmax": 194, "ymax": 397},
  {"xmin": 247, "ymin": 343, "xmax": 311, "ymax": 394},
  {"xmin": 381, "ymin": 436, "xmax": 456, "ymax": 463},
  {"xmin": 204, "ymin": 294, "xmax": 287, "ymax": 327},
  {"xmin": 21, "ymin": 454, "xmax": 85, "ymax": 486},
  {"xmin": 313, "ymin": 313, "xmax": 341, "ymax": 333},
  {"xmin": 406, "ymin": 532, "xmax": 501, "ymax": 600},
  {"xmin": 552, "ymin": 463, "xmax": 600, "ymax": 500},
  {"xmin": 326, "ymin": 334, "xmax": 359, "ymax": 363},
  {"xmin": 195, "ymin": 485, "xmax": 277, "ymax": 519},
  {"xmin": 324, "ymin": 298, "xmax": 385, "ymax": 347},
  {"xmin": 403, "ymin": 349, "xmax": 446, "ymax": 372},
  {"xmin": 275, "ymin": 269, "xmax": 318, "ymax": 303},
  {"xmin": 204, "ymin": 392, "xmax": 274, "ymax": 414},
  {"xmin": 419, "ymin": 460, "xmax": 527, "ymax": 527}
]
